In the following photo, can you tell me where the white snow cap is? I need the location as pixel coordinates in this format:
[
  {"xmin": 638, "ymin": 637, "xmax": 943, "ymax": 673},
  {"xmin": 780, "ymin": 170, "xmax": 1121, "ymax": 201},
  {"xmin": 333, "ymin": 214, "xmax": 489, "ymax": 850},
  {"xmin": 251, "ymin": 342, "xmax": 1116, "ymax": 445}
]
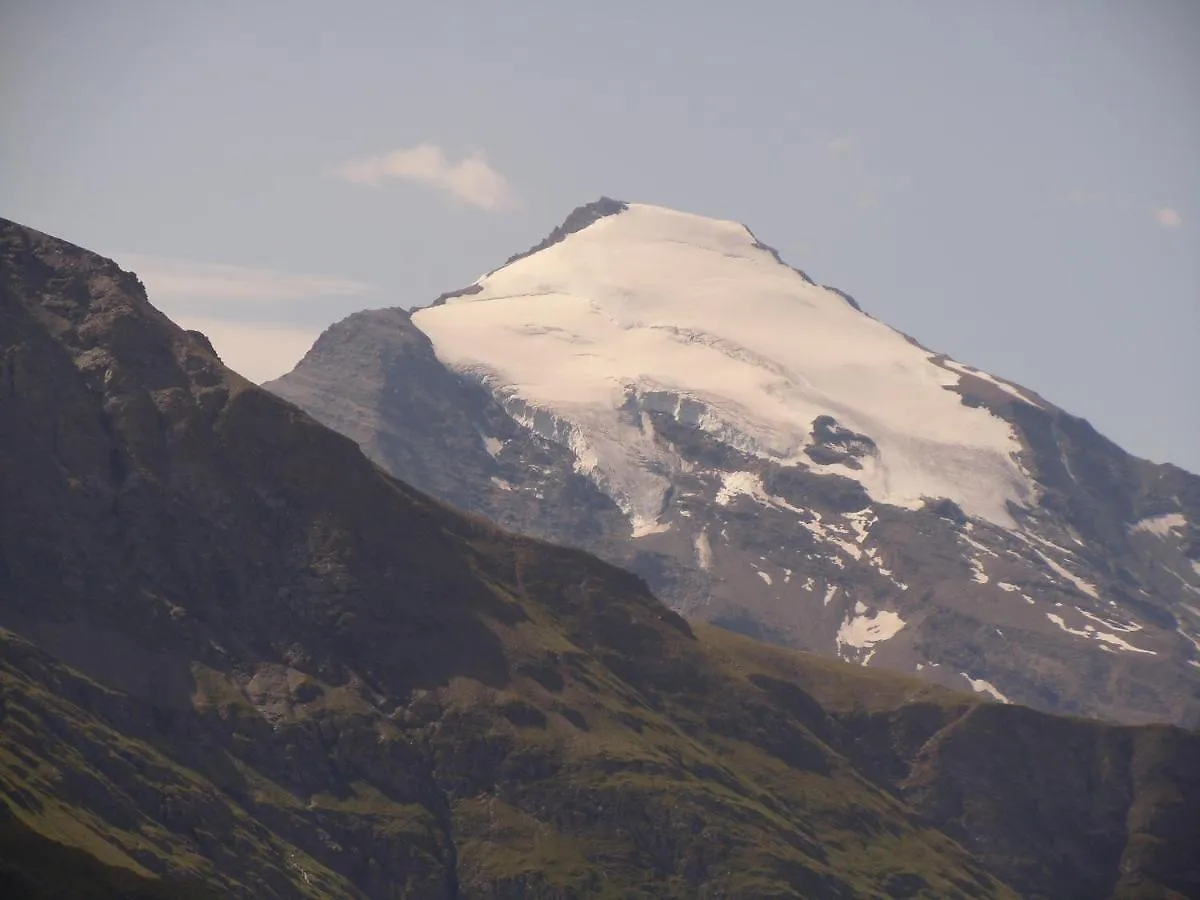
[{"xmin": 412, "ymin": 202, "xmax": 1035, "ymax": 529}]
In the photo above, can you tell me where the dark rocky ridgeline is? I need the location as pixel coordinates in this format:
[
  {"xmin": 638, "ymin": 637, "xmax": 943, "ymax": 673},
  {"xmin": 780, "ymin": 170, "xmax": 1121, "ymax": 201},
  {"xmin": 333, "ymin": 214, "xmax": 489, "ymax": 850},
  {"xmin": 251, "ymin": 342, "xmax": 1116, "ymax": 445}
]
[
  {"xmin": 426, "ymin": 197, "xmax": 629, "ymax": 308},
  {"xmin": 2, "ymin": 216, "xmax": 1199, "ymax": 899}
]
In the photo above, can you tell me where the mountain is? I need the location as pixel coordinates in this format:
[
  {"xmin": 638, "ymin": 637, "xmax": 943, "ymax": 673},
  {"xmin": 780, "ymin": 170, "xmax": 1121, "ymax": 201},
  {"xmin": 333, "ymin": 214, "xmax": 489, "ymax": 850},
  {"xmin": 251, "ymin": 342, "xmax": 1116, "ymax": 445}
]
[
  {"xmin": 2, "ymin": 219, "xmax": 1199, "ymax": 898},
  {"xmin": 269, "ymin": 199, "xmax": 1200, "ymax": 729}
]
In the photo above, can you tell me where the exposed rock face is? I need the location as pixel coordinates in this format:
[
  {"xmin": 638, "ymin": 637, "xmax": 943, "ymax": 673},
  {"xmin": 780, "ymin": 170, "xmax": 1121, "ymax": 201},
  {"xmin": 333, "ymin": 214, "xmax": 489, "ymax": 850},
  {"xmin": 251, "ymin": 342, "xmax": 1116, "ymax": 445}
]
[
  {"xmin": 3, "ymin": 217, "xmax": 1199, "ymax": 898},
  {"xmin": 268, "ymin": 306, "xmax": 629, "ymax": 545},
  {"xmin": 804, "ymin": 415, "xmax": 879, "ymax": 468},
  {"xmin": 269, "ymin": 201, "xmax": 1200, "ymax": 729}
]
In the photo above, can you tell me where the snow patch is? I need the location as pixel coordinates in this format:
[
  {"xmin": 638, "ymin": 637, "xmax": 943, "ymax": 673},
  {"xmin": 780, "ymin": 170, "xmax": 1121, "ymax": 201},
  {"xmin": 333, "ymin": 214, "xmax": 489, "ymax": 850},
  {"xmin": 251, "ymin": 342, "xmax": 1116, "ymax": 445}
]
[
  {"xmin": 997, "ymin": 581, "xmax": 1035, "ymax": 603},
  {"xmin": 801, "ymin": 510, "xmax": 864, "ymax": 561},
  {"xmin": 1018, "ymin": 530, "xmax": 1082, "ymax": 559},
  {"xmin": 1174, "ymin": 606, "xmax": 1200, "ymax": 654},
  {"xmin": 715, "ymin": 471, "xmax": 768, "ymax": 507},
  {"xmin": 863, "ymin": 547, "xmax": 909, "ymax": 590},
  {"xmin": 1177, "ymin": 628, "xmax": 1200, "ymax": 656},
  {"xmin": 941, "ymin": 358, "xmax": 1044, "ymax": 410},
  {"xmin": 694, "ymin": 531, "xmax": 713, "ymax": 570},
  {"xmin": 1045, "ymin": 613, "xmax": 1155, "ymax": 654},
  {"xmin": 836, "ymin": 602, "xmax": 906, "ymax": 664},
  {"xmin": 1076, "ymin": 607, "xmax": 1141, "ymax": 633},
  {"xmin": 714, "ymin": 470, "xmax": 810, "ymax": 518},
  {"xmin": 968, "ymin": 557, "xmax": 989, "ymax": 584},
  {"xmin": 831, "ymin": 538, "xmax": 863, "ymax": 561},
  {"xmin": 960, "ymin": 673, "xmax": 1011, "ymax": 703},
  {"xmin": 481, "ymin": 434, "xmax": 505, "ymax": 457},
  {"xmin": 1163, "ymin": 567, "xmax": 1200, "ymax": 596},
  {"xmin": 1132, "ymin": 513, "xmax": 1187, "ymax": 538},
  {"xmin": 1037, "ymin": 552, "xmax": 1100, "ymax": 599},
  {"xmin": 1015, "ymin": 534, "xmax": 1101, "ymax": 599},
  {"xmin": 632, "ymin": 517, "xmax": 671, "ymax": 538},
  {"xmin": 844, "ymin": 508, "xmax": 877, "ymax": 544},
  {"xmin": 959, "ymin": 529, "xmax": 1000, "ymax": 559}
]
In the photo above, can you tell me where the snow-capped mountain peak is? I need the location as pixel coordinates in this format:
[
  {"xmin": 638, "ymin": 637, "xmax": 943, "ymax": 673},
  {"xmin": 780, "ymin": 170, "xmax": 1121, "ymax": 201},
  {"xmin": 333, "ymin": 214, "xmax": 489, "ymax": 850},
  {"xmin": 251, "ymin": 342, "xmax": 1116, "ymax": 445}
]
[
  {"xmin": 271, "ymin": 197, "xmax": 1200, "ymax": 725},
  {"xmin": 413, "ymin": 201, "xmax": 1034, "ymax": 529}
]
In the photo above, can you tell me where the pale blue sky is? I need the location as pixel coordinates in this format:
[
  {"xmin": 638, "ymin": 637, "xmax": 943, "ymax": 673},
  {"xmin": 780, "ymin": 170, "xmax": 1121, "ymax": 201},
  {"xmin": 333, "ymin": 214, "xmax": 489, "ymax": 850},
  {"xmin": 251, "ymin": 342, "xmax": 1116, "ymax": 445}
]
[{"xmin": 3, "ymin": 1, "xmax": 1197, "ymax": 471}]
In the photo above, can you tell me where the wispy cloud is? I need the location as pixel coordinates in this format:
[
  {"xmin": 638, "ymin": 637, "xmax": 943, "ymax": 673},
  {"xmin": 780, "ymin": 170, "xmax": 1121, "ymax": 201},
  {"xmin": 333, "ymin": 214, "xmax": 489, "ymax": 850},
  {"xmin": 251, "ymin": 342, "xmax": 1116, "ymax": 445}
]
[
  {"xmin": 115, "ymin": 254, "xmax": 378, "ymax": 303},
  {"xmin": 825, "ymin": 135, "xmax": 855, "ymax": 155},
  {"xmin": 1154, "ymin": 207, "xmax": 1183, "ymax": 228},
  {"xmin": 172, "ymin": 316, "xmax": 322, "ymax": 384},
  {"xmin": 329, "ymin": 143, "xmax": 519, "ymax": 211},
  {"xmin": 110, "ymin": 254, "xmax": 378, "ymax": 384}
]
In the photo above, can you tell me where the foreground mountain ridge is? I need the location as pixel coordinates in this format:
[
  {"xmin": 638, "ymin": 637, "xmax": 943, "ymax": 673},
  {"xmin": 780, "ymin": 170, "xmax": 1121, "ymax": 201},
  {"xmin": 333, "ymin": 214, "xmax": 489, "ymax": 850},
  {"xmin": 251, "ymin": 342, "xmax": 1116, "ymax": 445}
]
[
  {"xmin": 2, "ymin": 216, "xmax": 1199, "ymax": 899},
  {"xmin": 270, "ymin": 198, "xmax": 1200, "ymax": 727}
]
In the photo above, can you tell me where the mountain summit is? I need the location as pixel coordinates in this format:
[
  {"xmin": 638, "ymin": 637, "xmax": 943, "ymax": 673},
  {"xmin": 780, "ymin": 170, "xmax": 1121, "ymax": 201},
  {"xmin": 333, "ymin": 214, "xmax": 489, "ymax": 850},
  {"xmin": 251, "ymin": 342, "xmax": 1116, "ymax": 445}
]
[
  {"xmin": 271, "ymin": 200, "xmax": 1200, "ymax": 727},
  {"xmin": 414, "ymin": 201, "xmax": 1034, "ymax": 530}
]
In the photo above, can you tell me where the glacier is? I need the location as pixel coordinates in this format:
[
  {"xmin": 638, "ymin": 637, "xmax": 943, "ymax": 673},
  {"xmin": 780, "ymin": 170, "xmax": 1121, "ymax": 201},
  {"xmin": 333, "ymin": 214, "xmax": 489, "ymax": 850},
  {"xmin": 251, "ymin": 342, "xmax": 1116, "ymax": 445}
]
[{"xmin": 413, "ymin": 203, "xmax": 1036, "ymax": 532}]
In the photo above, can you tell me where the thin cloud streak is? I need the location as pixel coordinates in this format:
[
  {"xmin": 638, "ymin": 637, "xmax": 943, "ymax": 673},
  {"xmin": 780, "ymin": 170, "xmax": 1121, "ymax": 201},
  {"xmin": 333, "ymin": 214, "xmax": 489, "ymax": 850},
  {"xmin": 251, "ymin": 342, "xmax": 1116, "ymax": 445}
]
[
  {"xmin": 330, "ymin": 143, "xmax": 519, "ymax": 211},
  {"xmin": 115, "ymin": 254, "xmax": 378, "ymax": 303},
  {"xmin": 174, "ymin": 315, "xmax": 322, "ymax": 384}
]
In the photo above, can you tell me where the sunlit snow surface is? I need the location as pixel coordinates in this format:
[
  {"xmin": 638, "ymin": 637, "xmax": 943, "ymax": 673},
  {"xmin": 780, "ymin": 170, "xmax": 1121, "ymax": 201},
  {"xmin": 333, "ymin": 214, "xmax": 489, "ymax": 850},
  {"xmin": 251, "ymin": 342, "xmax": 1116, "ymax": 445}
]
[
  {"xmin": 960, "ymin": 673, "xmax": 1011, "ymax": 703},
  {"xmin": 1132, "ymin": 513, "xmax": 1187, "ymax": 538},
  {"xmin": 413, "ymin": 204, "xmax": 1035, "ymax": 530},
  {"xmin": 836, "ymin": 601, "xmax": 906, "ymax": 664}
]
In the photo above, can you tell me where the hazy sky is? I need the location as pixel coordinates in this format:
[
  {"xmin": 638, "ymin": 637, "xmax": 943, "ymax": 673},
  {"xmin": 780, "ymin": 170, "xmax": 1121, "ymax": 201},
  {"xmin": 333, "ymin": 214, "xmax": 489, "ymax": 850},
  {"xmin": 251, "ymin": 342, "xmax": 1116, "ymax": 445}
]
[{"xmin": 3, "ymin": 2, "xmax": 1197, "ymax": 471}]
